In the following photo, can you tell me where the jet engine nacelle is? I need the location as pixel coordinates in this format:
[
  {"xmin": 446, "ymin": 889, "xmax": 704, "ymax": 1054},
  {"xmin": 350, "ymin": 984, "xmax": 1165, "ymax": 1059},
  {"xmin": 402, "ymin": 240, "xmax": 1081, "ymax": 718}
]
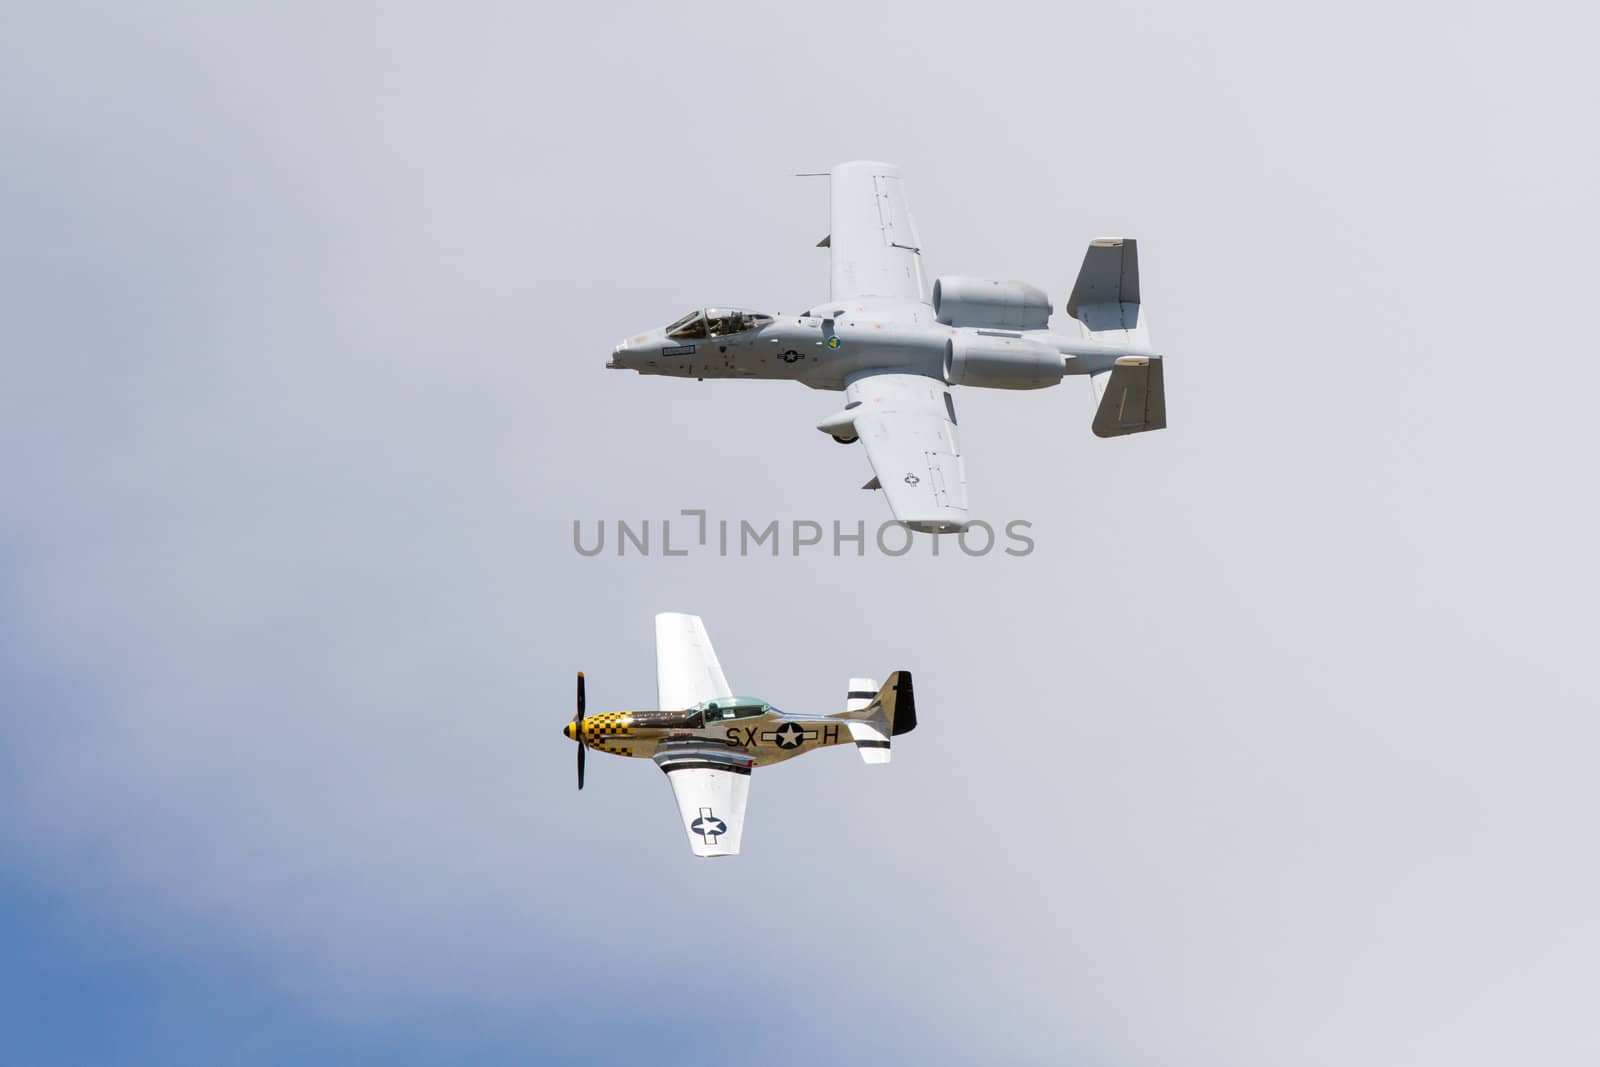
[
  {"xmin": 932, "ymin": 277, "xmax": 1053, "ymax": 330},
  {"xmin": 945, "ymin": 336, "xmax": 1064, "ymax": 390}
]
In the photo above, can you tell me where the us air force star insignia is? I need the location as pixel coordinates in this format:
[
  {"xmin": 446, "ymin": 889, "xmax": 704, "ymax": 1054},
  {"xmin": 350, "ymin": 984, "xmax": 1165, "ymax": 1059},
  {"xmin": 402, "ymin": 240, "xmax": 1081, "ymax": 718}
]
[
  {"xmin": 690, "ymin": 806, "xmax": 727, "ymax": 844},
  {"xmin": 826, "ymin": 336, "xmax": 841, "ymax": 349},
  {"xmin": 904, "ymin": 473, "xmax": 920, "ymax": 486},
  {"xmin": 780, "ymin": 349, "xmax": 802, "ymax": 363},
  {"xmin": 764, "ymin": 723, "xmax": 818, "ymax": 750}
]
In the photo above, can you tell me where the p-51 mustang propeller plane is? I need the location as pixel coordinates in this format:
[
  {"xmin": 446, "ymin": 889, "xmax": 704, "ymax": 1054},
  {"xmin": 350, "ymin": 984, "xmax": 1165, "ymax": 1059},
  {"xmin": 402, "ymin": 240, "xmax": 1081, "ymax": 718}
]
[
  {"xmin": 564, "ymin": 613, "xmax": 916, "ymax": 857},
  {"xmin": 608, "ymin": 160, "xmax": 1168, "ymax": 532}
]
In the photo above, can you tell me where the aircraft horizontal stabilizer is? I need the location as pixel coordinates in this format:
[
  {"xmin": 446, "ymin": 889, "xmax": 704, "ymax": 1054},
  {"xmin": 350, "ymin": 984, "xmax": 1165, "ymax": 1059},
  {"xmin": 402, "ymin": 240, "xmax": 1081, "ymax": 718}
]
[
  {"xmin": 834, "ymin": 672, "xmax": 915, "ymax": 764},
  {"xmin": 843, "ymin": 677, "xmax": 889, "ymax": 764}
]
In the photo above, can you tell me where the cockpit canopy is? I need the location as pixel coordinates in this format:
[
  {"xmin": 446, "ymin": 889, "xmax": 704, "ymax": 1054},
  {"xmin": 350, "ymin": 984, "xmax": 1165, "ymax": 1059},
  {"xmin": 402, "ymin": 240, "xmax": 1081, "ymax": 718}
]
[
  {"xmin": 692, "ymin": 697, "xmax": 773, "ymax": 722},
  {"xmin": 666, "ymin": 308, "xmax": 774, "ymax": 340}
]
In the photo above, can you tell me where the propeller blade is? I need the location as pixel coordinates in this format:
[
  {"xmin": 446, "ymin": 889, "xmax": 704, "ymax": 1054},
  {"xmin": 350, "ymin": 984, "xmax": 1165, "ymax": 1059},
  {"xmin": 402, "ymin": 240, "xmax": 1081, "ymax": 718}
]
[{"xmin": 574, "ymin": 672, "xmax": 587, "ymax": 790}]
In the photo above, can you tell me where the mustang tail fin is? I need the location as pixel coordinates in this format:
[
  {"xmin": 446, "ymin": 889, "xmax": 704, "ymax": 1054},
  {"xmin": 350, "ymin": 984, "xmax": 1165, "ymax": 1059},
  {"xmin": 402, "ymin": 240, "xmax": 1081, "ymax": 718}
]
[
  {"xmin": 835, "ymin": 671, "xmax": 916, "ymax": 764},
  {"xmin": 1069, "ymin": 239, "xmax": 1166, "ymax": 437}
]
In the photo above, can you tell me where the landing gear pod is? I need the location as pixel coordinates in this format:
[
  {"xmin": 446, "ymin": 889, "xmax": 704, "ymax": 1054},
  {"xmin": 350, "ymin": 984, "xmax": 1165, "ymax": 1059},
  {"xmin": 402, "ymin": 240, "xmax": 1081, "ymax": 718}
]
[{"xmin": 816, "ymin": 405, "xmax": 861, "ymax": 443}]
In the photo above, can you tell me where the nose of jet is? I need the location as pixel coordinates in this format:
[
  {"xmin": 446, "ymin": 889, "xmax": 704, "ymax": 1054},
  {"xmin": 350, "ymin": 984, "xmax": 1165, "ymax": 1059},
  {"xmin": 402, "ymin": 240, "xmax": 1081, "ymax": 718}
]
[{"xmin": 608, "ymin": 339, "xmax": 628, "ymax": 369}]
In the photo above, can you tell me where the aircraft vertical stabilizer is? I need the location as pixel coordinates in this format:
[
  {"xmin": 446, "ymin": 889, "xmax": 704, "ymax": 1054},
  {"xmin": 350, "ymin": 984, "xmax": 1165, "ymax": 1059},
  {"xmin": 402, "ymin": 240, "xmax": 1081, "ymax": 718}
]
[{"xmin": 1069, "ymin": 239, "xmax": 1166, "ymax": 437}]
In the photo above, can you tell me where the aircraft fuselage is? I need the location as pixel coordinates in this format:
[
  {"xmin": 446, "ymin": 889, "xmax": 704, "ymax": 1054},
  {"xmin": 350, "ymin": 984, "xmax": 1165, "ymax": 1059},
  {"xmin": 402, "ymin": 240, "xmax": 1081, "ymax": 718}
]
[
  {"xmin": 565, "ymin": 705, "xmax": 853, "ymax": 767},
  {"xmin": 608, "ymin": 305, "xmax": 1150, "ymax": 392}
]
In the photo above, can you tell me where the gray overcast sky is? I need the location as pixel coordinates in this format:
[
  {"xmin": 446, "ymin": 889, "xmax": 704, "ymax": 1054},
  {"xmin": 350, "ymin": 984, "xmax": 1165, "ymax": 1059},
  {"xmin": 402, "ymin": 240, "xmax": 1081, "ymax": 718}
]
[{"xmin": 2, "ymin": 1, "xmax": 1597, "ymax": 1063}]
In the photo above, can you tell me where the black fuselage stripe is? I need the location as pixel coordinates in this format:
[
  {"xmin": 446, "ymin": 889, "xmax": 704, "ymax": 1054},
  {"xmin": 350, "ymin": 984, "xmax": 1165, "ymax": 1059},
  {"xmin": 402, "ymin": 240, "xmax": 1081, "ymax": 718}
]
[
  {"xmin": 658, "ymin": 761, "xmax": 753, "ymax": 776},
  {"xmin": 854, "ymin": 739, "xmax": 891, "ymax": 749}
]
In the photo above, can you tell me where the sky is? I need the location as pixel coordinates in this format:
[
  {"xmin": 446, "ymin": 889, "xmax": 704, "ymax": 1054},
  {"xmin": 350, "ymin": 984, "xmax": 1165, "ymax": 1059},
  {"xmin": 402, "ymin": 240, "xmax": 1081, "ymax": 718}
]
[{"xmin": 2, "ymin": 1, "xmax": 1598, "ymax": 1063}]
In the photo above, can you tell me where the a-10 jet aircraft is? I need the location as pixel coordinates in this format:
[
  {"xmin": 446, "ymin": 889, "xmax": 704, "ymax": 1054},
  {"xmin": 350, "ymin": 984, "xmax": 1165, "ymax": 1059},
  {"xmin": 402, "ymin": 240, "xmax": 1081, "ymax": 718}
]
[
  {"xmin": 608, "ymin": 160, "xmax": 1167, "ymax": 532},
  {"xmin": 563, "ymin": 612, "xmax": 916, "ymax": 857}
]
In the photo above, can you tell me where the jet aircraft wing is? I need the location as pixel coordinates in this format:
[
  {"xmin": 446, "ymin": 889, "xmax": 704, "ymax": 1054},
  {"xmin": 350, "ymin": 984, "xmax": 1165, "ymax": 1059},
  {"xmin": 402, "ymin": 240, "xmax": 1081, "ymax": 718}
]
[
  {"xmin": 847, "ymin": 372, "xmax": 969, "ymax": 532},
  {"xmin": 655, "ymin": 612, "xmax": 734, "ymax": 711},
  {"xmin": 828, "ymin": 161, "xmax": 928, "ymax": 304},
  {"xmin": 654, "ymin": 743, "xmax": 754, "ymax": 858}
]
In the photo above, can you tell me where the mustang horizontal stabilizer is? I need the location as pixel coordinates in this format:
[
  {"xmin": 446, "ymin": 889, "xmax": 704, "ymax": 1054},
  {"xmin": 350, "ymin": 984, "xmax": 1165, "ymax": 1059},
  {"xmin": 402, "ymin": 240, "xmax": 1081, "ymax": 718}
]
[
  {"xmin": 843, "ymin": 677, "xmax": 889, "ymax": 764},
  {"xmin": 833, "ymin": 671, "xmax": 916, "ymax": 764}
]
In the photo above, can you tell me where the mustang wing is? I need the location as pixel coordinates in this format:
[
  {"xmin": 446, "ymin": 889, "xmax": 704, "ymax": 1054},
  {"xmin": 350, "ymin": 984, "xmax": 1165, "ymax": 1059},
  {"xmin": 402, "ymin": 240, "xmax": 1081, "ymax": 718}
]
[
  {"xmin": 848, "ymin": 373, "xmax": 969, "ymax": 532},
  {"xmin": 655, "ymin": 612, "xmax": 733, "ymax": 711},
  {"xmin": 654, "ymin": 743, "xmax": 754, "ymax": 858},
  {"xmin": 828, "ymin": 161, "xmax": 928, "ymax": 304}
]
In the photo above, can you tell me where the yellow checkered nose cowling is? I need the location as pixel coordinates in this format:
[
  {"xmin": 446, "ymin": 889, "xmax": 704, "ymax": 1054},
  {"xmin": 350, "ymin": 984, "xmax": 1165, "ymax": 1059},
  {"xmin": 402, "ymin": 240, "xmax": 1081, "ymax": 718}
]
[{"xmin": 568, "ymin": 713, "xmax": 635, "ymax": 755}]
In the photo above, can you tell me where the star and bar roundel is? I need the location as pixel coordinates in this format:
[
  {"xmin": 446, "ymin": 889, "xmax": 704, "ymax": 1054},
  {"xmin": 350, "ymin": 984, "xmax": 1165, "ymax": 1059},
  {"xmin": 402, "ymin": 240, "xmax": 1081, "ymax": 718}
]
[
  {"xmin": 690, "ymin": 807, "xmax": 727, "ymax": 844},
  {"xmin": 762, "ymin": 722, "xmax": 817, "ymax": 750}
]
